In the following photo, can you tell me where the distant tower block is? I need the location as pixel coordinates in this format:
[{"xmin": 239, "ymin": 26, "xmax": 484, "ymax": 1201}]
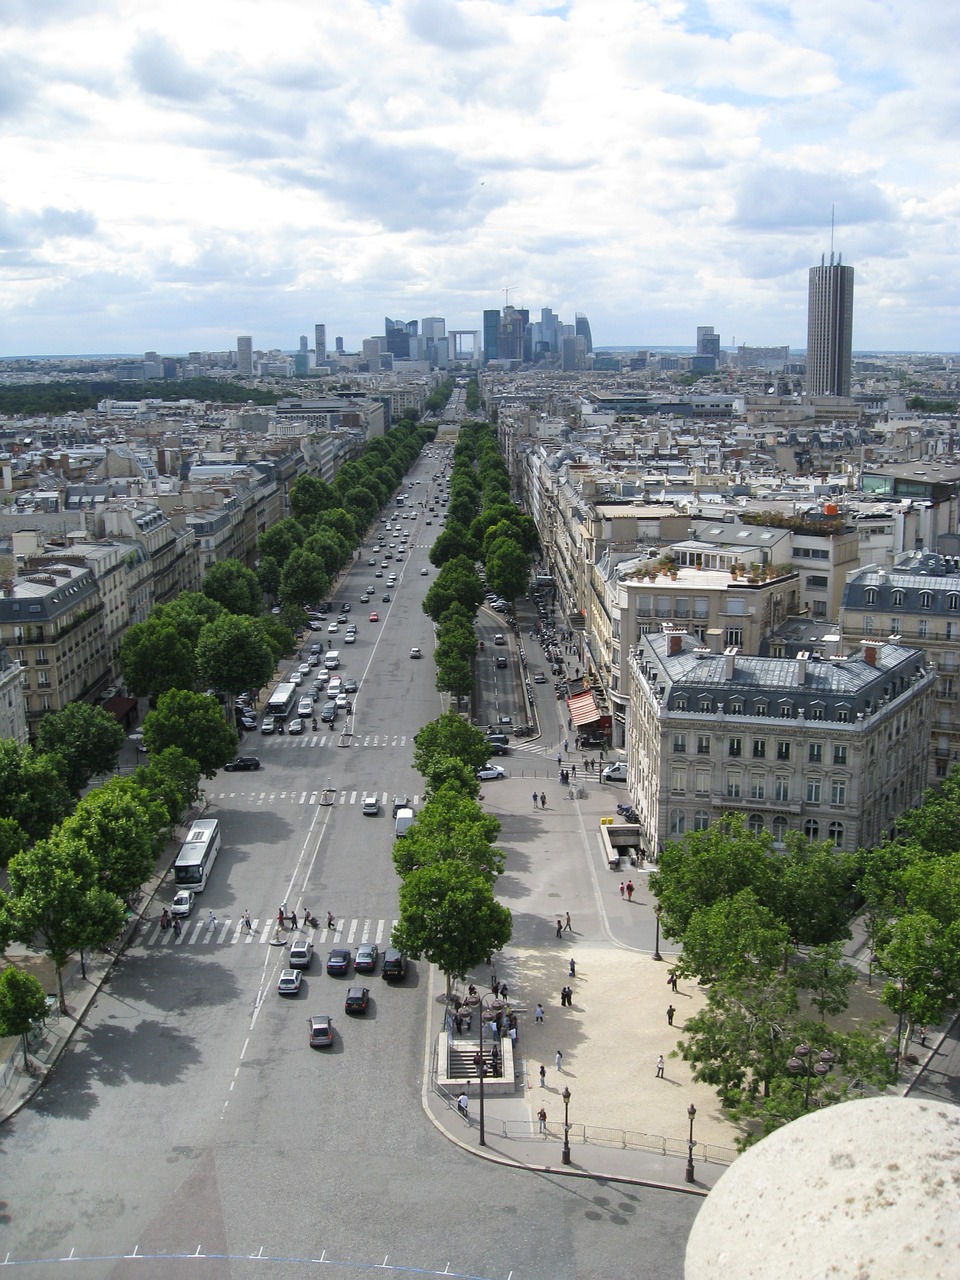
[
  {"xmin": 237, "ymin": 336, "xmax": 253, "ymax": 376},
  {"xmin": 806, "ymin": 254, "xmax": 854, "ymax": 397},
  {"xmin": 314, "ymin": 323, "xmax": 327, "ymax": 363}
]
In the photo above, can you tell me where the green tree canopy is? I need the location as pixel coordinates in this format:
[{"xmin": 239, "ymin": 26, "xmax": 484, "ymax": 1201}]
[
  {"xmin": 253, "ymin": 614, "xmax": 296, "ymax": 667},
  {"xmin": 196, "ymin": 613, "xmax": 275, "ymax": 702},
  {"xmin": 129, "ymin": 746, "xmax": 202, "ymax": 832},
  {"xmin": 257, "ymin": 518, "xmax": 305, "ymax": 568},
  {"xmin": 290, "ymin": 474, "xmax": 335, "ymax": 523},
  {"xmin": 34, "ymin": 702, "xmax": 125, "ymax": 795},
  {"xmin": 315, "ymin": 506, "xmax": 359, "ymax": 545},
  {"xmin": 676, "ymin": 889, "xmax": 791, "ymax": 986},
  {"xmin": 420, "ymin": 755, "xmax": 482, "ymax": 800},
  {"xmin": 60, "ymin": 779, "xmax": 163, "ymax": 901},
  {"xmin": 0, "ymin": 965, "xmax": 48, "ymax": 1070},
  {"xmin": 0, "ymin": 740, "xmax": 74, "ymax": 845},
  {"xmin": 202, "ymin": 559, "xmax": 263, "ymax": 616},
  {"xmin": 392, "ymin": 861, "xmax": 512, "ymax": 986},
  {"xmin": 142, "ymin": 690, "xmax": 238, "ymax": 778},
  {"xmin": 413, "ymin": 711, "xmax": 491, "ymax": 778},
  {"xmin": 157, "ymin": 592, "xmax": 225, "ymax": 645},
  {"xmin": 256, "ymin": 555, "xmax": 281, "ymax": 600},
  {"xmin": 279, "ymin": 547, "xmax": 330, "ymax": 611},
  {"xmin": 120, "ymin": 618, "xmax": 198, "ymax": 697},
  {"xmin": 484, "ymin": 536, "xmax": 529, "ymax": 603}
]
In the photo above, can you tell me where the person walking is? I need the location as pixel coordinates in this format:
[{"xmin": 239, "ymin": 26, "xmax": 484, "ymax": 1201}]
[
  {"xmin": 668, "ymin": 970, "xmax": 679, "ymax": 993},
  {"xmin": 457, "ymin": 1092, "xmax": 469, "ymax": 1119},
  {"xmin": 208, "ymin": 910, "xmax": 217, "ymax": 931},
  {"xmin": 172, "ymin": 916, "xmax": 182, "ymax": 938},
  {"xmin": 564, "ymin": 739, "xmax": 569, "ymax": 755},
  {"xmin": 540, "ymin": 791, "xmax": 547, "ymax": 810},
  {"xmin": 557, "ymin": 753, "xmax": 562, "ymax": 769},
  {"xmin": 556, "ymin": 918, "xmax": 563, "ymax": 939},
  {"xmin": 160, "ymin": 909, "xmax": 169, "ymax": 932},
  {"xmin": 563, "ymin": 912, "xmax": 573, "ymax": 933},
  {"xmin": 619, "ymin": 881, "xmax": 625, "ymax": 899},
  {"xmin": 539, "ymin": 1064, "xmax": 546, "ymax": 1088},
  {"xmin": 533, "ymin": 791, "xmax": 539, "ymax": 810},
  {"xmin": 555, "ymin": 1050, "xmax": 563, "ymax": 1072},
  {"xmin": 243, "ymin": 910, "xmax": 252, "ymax": 933},
  {"xmin": 667, "ymin": 1004, "xmax": 676, "ymax": 1026},
  {"xmin": 537, "ymin": 1107, "xmax": 547, "ymax": 1134},
  {"xmin": 656, "ymin": 1055, "xmax": 665, "ymax": 1078},
  {"xmin": 290, "ymin": 910, "xmax": 298, "ymax": 930},
  {"xmin": 571, "ymin": 763, "xmax": 577, "ymax": 780},
  {"xmin": 500, "ymin": 983, "xmax": 509, "ymax": 1003},
  {"xmin": 568, "ymin": 958, "xmax": 576, "ymax": 978},
  {"xmin": 626, "ymin": 879, "xmax": 635, "ymax": 901},
  {"xmin": 278, "ymin": 907, "xmax": 285, "ymax": 930},
  {"xmin": 535, "ymin": 1003, "xmax": 544, "ymax": 1023}
]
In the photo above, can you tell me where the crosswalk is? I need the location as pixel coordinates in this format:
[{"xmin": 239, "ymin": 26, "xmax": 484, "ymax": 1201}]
[
  {"xmin": 203, "ymin": 789, "xmax": 423, "ymax": 809},
  {"xmin": 242, "ymin": 733, "xmax": 413, "ymax": 751},
  {"xmin": 144, "ymin": 916, "xmax": 398, "ymax": 948}
]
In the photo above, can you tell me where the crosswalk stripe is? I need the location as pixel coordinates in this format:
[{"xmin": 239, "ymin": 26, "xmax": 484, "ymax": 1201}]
[{"xmin": 139, "ymin": 917, "xmax": 398, "ymax": 949}]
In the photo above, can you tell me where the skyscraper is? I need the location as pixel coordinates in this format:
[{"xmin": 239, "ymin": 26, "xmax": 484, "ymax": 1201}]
[
  {"xmin": 806, "ymin": 254, "xmax": 854, "ymax": 397},
  {"xmin": 483, "ymin": 309, "xmax": 500, "ymax": 363},
  {"xmin": 575, "ymin": 313, "xmax": 593, "ymax": 354},
  {"xmin": 696, "ymin": 325, "xmax": 720, "ymax": 360},
  {"xmin": 314, "ymin": 323, "xmax": 326, "ymax": 363},
  {"xmin": 237, "ymin": 336, "xmax": 253, "ymax": 376}
]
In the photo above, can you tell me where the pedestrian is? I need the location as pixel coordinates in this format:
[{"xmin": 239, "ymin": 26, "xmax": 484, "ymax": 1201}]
[
  {"xmin": 160, "ymin": 909, "xmax": 169, "ymax": 932},
  {"xmin": 563, "ymin": 911, "xmax": 573, "ymax": 933},
  {"xmin": 535, "ymin": 1003, "xmax": 544, "ymax": 1023},
  {"xmin": 571, "ymin": 764, "xmax": 577, "ymax": 779},
  {"xmin": 473, "ymin": 1050, "xmax": 483, "ymax": 1074},
  {"xmin": 243, "ymin": 910, "xmax": 252, "ymax": 932},
  {"xmin": 510, "ymin": 1024, "xmax": 518, "ymax": 1047},
  {"xmin": 539, "ymin": 1064, "xmax": 546, "ymax": 1087},
  {"xmin": 208, "ymin": 910, "xmax": 217, "ymax": 930},
  {"xmin": 491, "ymin": 1044, "xmax": 501, "ymax": 1076},
  {"xmin": 668, "ymin": 970, "xmax": 678, "ymax": 993},
  {"xmin": 667, "ymin": 1004, "xmax": 676, "ymax": 1026},
  {"xmin": 281, "ymin": 902, "xmax": 288, "ymax": 925},
  {"xmin": 290, "ymin": 910, "xmax": 298, "ymax": 930},
  {"xmin": 278, "ymin": 908, "xmax": 285, "ymax": 929},
  {"xmin": 457, "ymin": 1092, "xmax": 469, "ymax": 1119},
  {"xmin": 564, "ymin": 739, "xmax": 569, "ymax": 754},
  {"xmin": 500, "ymin": 983, "xmax": 509, "ymax": 1002},
  {"xmin": 556, "ymin": 918, "xmax": 563, "ymax": 938},
  {"xmin": 619, "ymin": 881, "xmax": 625, "ymax": 899},
  {"xmin": 568, "ymin": 958, "xmax": 576, "ymax": 978},
  {"xmin": 626, "ymin": 880, "xmax": 635, "ymax": 901},
  {"xmin": 540, "ymin": 791, "xmax": 547, "ymax": 809},
  {"xmin": 492, "ymin": 978, "xmax": 500, "ymax": 997},
  {"xmin": 533, "ymin": 791, "xmax": 539, "ymax": 810},
  {"xmin": 555, "ymin": 1050, "xmax": 563, "ymax": 1072},
  {"xmin": 557, "ymin": 753, "xmax": 562, "ymax": 768},
  {"xmin": 656, "ymin": 1055, "xmax": 665, "ymax": 1078},
  {"xmin": 173, "ymin": 916, "xmax": 182, "ymax": 938},
  {"xmin": 567, "ymin": 716, "xmax": 572, "ymax": 730},
  {"xmin": 920, "ymin": 1025, "xmax": 928, "ymax": 1047},
  {"xmin": 454, "ymin": 1012, "xmax": 463, "ymax": 1034}
]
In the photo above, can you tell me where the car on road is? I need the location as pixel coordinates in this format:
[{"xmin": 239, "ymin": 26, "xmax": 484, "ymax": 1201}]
[
  {"xmin": 344, "ymin": 986, "xmax": 370, "ymax": 1015},
  {"xmin": 375, "ymin": 570, "xmax": 383, "ymax": 578},
  {"xmin": 308, "ymin": 1015, "xmax": 333, "ymax": 1047},
  {"xmin": 298, "ymin": 662, "xmax": 311, "ymax": 676},
  {"xmin": 361, "ymin": 793, "xmax": 380, "ymax": 816},
  {"xmin": 326, "ymin": 948, "xmax": 351, "ymax": 975},
  {"xmin": 381, "ymin": 948, "xmax": 407, "ymax": 981},
  {"xmin": 493, "ymin": 633, "xmax": 506, "ymax": 645},
  {"xmin": 533, "ymin": 671, "xmax": 547, "ymax": 684},
  {"xmin": 369, "ymin": 611, "xmax": 379, "ymax": 622},
  {"xmin": 277, "ymin": 969, "xmax": 302, "ymax": 996},
  {"xmin": 260, "ymin": 716, "xmax": 278, "ymax": 734},
  {"xmin": 421, "ymin": 567, "xmax": 429, "ymax": 575},
  {"xmin": 327, "ymin": 622, "xmax": 339, "ymax": 633},
  {"xmin": 320, "ymin": 701, "xmax": 337, "ymax": 723},
  {"xmin": 487, "ymin": 741, "xmax": 509, "ymax": 756},
  {"xmin": 171, "ymin": 889, "xmax": 195, "ymax": 917},
  {"xmin": 477, "ymin": 763, "xmax": 507, "ymax": 780},
  {"xmin": 289, "ymin": 671, "xmax": 303, "ymax": 686},
  {"xmin": 288, "ymin": 717, "xmax": 305, "ymax": 735},
  {"xmin": 359, "ymin": 594, "xmax": 369, "ymax": 603},
  {"xmin": 298, "ymin": 696, "xmax": 315, "ymax": 716},
  {"xmin": 335, "ymin": 693, "xmax": 349, "ymax": 709},
  {"xmin": 225, "ymin": 755, "xmax": 262, "ymax": 772},
  {"xmin": 239, "ymin": 712, "xmax": 258, "ymax": 729},
  {"xmin": 289, "ymin": 939, "xmax": 314, "ymax": 969},
  {"xmin": 344, "ymin": 677, "xmax": 358, "ymax": 693},
  {"xmin": 392, "ymin": 793, "xmax": 410, "ymax": 817},
  {"xmin": 409, "ymin": 646, "xmax": 422, "ymax": 659},
  {"xmin": 355, "ymin": 943, "xmax": 379, "ymax": 973},
  {"xmin": 344, "ymin": 631, "xmax": 356, "ymax": 644},
  {"xmin": 602, "ymin": 761, "xmax": 628, "ymax": 783},
  {"xmin": 367, "ymin": 558, "xmax": 376, "ymax": 566}
]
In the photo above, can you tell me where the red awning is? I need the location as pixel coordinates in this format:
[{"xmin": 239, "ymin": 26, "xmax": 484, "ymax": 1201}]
[
  {"xmin": 567, "ymin": 690, "xmax": 601, "ymax": 727},
  {"xmin": 102, "ymin": 694, "xmax": 138, "ymax": 724}
]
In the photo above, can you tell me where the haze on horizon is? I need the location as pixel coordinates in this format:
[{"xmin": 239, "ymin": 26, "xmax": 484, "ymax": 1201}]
[{"xmin": 0, "ymin": 0, "xmax": 956, "ymax": 359}]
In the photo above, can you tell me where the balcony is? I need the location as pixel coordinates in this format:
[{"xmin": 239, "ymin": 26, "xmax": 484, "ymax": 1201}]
[{"xmin": 710, "ymin": 793, "xmax": 802, "ymax": 814}]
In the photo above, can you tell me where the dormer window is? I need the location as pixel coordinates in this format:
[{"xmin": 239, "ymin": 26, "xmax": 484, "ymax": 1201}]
[
  {"xmin": 891, "ymin": 589, "xmax": 904, "ymax": 608},
  {"xmin": 864, "ymin": 587, "xmax": 877, "ymax": 606}
]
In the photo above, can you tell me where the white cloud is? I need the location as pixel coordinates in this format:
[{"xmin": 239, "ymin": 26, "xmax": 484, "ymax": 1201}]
[{"xmin": 0, "ymin": 0, "xmax": 955, "ymax": 355}]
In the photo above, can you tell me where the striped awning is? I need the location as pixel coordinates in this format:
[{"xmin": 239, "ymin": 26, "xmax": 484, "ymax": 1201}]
[{"xmin": 567, "ymin": 690, "xmax": 601, "ymax": 727}]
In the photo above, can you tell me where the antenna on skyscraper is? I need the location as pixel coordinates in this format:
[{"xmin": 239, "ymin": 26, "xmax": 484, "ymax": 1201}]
[{"xmin": 830, "ymin": 204, "xmax": 835, "ymax": 262}]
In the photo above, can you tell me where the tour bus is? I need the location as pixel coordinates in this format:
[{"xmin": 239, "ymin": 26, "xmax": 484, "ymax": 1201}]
[
  {"xmin": 266, "ymin": 682, "xmax": 297, "ymax": 720},
  {"xmin": 395, "ymin": 493, "xmax": 405, "ymax": 508},
  {"xmin": 173, "ymin": 818, "xmax": 221, "ymax": 893}
]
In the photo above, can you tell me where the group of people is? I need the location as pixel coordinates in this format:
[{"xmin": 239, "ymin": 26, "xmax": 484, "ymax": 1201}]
[
  {"xmin": 619, "ymin": 880, "xmax": 636, "ymax": 901},
  {"xmin": 278, "ymin": 905, "xmax": 337, "ymax": 931},
  {"xmin": 158, "ymin": 908, "xmax": 182, "ymax": 937},
  {"xmin": 532, "ymin": 791, "xmax": 547, "ymax": 809}
]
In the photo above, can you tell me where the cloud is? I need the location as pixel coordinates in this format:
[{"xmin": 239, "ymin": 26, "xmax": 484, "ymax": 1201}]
[
  {"xmin": 731, "ymin": 167, "xmax": 897, "ymax": 232},
  {"xmin": 0, "ymin": 200, "xmax": 97, "ymax": 251},
  {"xmin": 403, "ymin": 0, "xmax": 502, "ymax": 51},
  {"xmin": 129, "ymin": 32, "xmax": 209, "ymax": 103}
]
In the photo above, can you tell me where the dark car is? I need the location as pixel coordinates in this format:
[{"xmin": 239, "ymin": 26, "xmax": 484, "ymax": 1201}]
[
  {"xmin": 381, "ymin": 948, "xmax": 407, "ymax": 981},
  {"xmin": 487, "ymin": 742, "xmax": 510, "ymax": 756},
  {"xmin": 344, "ymin": 986, "xmax": 370, "ymax": 1015},
  {"xmin": 225, "ymin": 755, "xmax": 261, "ymax": 772},
  {"xmin": 326, "ymin": 948, "xmax": 351, "ymax": 976},
  {"xmin": 355, "ymin": 942, "xmax": 379, "ymax": 973},
  {"xmin": 320, "ymin": 701, "xmax": 338, "ymax": 723}
]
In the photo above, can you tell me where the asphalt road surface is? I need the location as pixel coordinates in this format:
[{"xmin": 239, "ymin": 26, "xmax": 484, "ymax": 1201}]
[{"xmin": 1, "ymin": 447, "xmax": 700, "ymax": 1279}]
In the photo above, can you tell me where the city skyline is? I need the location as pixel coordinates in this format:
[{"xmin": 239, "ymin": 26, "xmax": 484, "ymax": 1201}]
[{"xmin": 0, "ymin": 0, "xmax": 955, "ymax": 358}]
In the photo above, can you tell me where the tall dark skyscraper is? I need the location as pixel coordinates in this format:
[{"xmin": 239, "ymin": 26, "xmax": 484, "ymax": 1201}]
[
  {"xmin": 483, "ymin": 309, "xmax": 500, "ymax": 363},
  {"xmin": 314, "ymin": 323, "xmax": 326, "ymax": 363},
  {"xmin": 575, "ymin": 312, "xmax": 593, "ymax": 354},
  {"xmin": 806, "ymin": 254, "xmax": 854, "ymax": 397}
]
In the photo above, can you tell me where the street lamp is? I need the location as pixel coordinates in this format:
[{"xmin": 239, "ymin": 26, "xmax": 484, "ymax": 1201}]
[
  {"xmin": 787, "ymin": 1043, "xmax": 836, "ymax": 1110},
  {"xmin": 653, "ymin": 904, "xmax": 663, "ymax": 962},
  {"xmin": 685, "ymin": 1103, "xmax": 697, "ymax": 1183},
  {"xmin": 473, "ymin": 989, "xmax": 502, "ymax": 1148},
  {"xmin": 561, "ymin": 1086, "xmax": 572, "ymax": 1165}
]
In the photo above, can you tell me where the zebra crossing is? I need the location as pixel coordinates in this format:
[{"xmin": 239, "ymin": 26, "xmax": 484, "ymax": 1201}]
[
  {"xmin": 145, "ymin": 916, "xmax": 398, "ymax": 948},
  {"xmin": 246, "ymin": 733, "xmax": 413, "ymax": 751},
  {"xmin": 203, "ymin": 788, "xmax": 423, "ymax": 809}
]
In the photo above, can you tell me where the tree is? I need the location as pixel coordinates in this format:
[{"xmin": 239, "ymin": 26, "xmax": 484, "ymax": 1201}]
[
  {"xmin": 130, "ymin": 747, "xmax": 202, "ymax": 832},
  {"xmin": 429, "ymin": 526, "xmax": 478, "ymax": 568},
  {"xmin": 392, "ymin": 862, "xmax": 512, "ymax": 989},
  {"xmin": 142, "ymin": 690, "xmax": 238, "ymax": 777},
  {"xmin": 120, "ymin": 618, "xmax": 197, "ymax": 697},
  {"xmin": 34, "ymin": 702, "xmax": 126, "ymax": 795},
  {"xmin": 769, "ymin": 836, "xmax": 858, "ymax": 946},
  {"xmin": 877, "ymin": 911, "xmax": 960, "ymax": 1056},
  {"xmin": 60, "ymin": 780, "xmax": 164, "ymax": 901},
  {"xmin": 435, "ymin": 652, "xmax": 473, "ymax": 703},
  {"xmin": 423, "ymin": 559, "xmax": 485, "ymax": 623},
  {"xmin": 793, "ymin": 942, "xmax": 858, "ymax": 1021},
  {"xmin": 0, "ymin": 965, "xmax": 48, "ymax": 1071},
  {"xmin": 196, "ymin": 614, "xmax": 275, "ymax": 705},
  {"xmin": 341, "ymin": 485, "xmax": 380, "ymax": 528},
  {"xmin": 392, "ymin": 785, "xmax": 503, "ymax": 882},
  {"xmin": 256, "ymin": 555, "xmax": 281, "ymax": 601},
  {"xmin": 202, "ymin": 559, "xmax": 262, "ymax": 616},
  {"xmin": 484, "ymin": 536, "xmax": 529, "ymax": 603},
  {"xmin": 290, "ymin": 474, "xmax": 335, "ymax": 523},
  {"xmin": 413, "ymin": 711, "xmax": 491, "ymax": 778},
  {"xmin": 420, "ymin": 756, "xmax": 482, "ymax": 800},
  {"xmin": 304, "ymin": 528, "xmax": 351, "ymax": 578},
  {"xmin": 677, "ymin": 890, "xmax": 790, "ymax": 986},
  {"xmin": 158, "ymin": 592, "xmax": 224, "ymax": 645},
  {"xmin": 257, "ymin": 518, "xmax": 304, "ymax": 568},
  {"xmin": 315, "ymin": 507, "xmax": 358, "ymax": 545},
  {"xmin": 894, "ymin": 765, "xmax": 960, "ymax": 856},
  {"xmin": 279, "ymin": 547, "xmax": 330, "ymax": 610},
  {"xmin": 0, "ymin": 739, "xmax": 74, "ymax": 845}
]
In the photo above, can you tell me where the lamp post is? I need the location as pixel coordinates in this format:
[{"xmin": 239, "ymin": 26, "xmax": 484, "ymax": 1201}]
[
  {"xmin": 474, "ymin": 989, "xmax": 502, "ymax": 1149},
  {"xmin": 787, "ymin": 1043, "xmax": 836, "ymax": 1110},
  {"xmin": 685, "ymin": 1103, "xmax": 697, "ymax": 1183},
  {"xmin": 561, "ymin": 1086, "xmax": 572, "ymax": 1165},
  {"xmin": 653, "ymin": 904, "xmax": 663, "ymax": 962}
]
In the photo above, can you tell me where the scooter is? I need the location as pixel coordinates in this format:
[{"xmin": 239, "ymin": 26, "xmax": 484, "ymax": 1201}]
[{"xmin": 312, "ymin": 718, "xmax": 318, "ymax": 731}]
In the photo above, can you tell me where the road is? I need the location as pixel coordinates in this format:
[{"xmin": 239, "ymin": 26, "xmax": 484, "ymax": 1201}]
[{"xmin": 1, "ymin": 444, "xmax": 699, "ymax": 1279}]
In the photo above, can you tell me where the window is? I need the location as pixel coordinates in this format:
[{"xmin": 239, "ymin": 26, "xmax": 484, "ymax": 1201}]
[
  {"xmin": 37, "ymin": 671, "xmax": 50, "ymax": 688},
  {"xmin": 828, "ymin": 821, "xmax": 844, "ymax": 847},
  {"xmin": 675, "ymin": 696, "xmax": 687, "ymax": 710},
  {"xmin": 806, "ymin": 779, "xmax": 822, "ymax": 803},
  {"xmin": 920, "ymin": 591, "xmax": 933, "ymax": 609},
  {"xmin": 748, "ymin": 813, "xmax": 765, "ymax": 835},
  {"xmin": 948, "ymin": 594, "xmax": 960, "ymax": 612},
  {"xmin": 780, "ymin": 703, "xmax": 793, "ymax": 718},
  {"xmin": 726, "ymin": 772, "xmax": 742, "ymax": 798},
  {"xmin": 670, "ymin": 809, "xmax": 686, "ymax": 836},
  {"xmin": 863, "ymin": 615, "xmax": 876, "ymax": 635},
  {"xmin": 695, "ymin": 768, "xmax": 711, "ymax": 795},
  {"xmin": 750, "ymin": 775, "xmax": 765, "ymax": 800},
  {"xmin": 809, "ymin": 742, "xmax": 823, "ymax": 763},
  {"xmin": 918, "ymin": 619, "xmax": 928, "ymax": 639},
  {"xmin": 730, "ymin": 701, "xmax": 743, "ymax": 715},
  {"xmin": 892, "ymin": 590, "xmax": 904, "ymax": 608},
  {"xmin": 774, "ymin": 775, "xmax": 790, "ymax": 802},
  {"xmin": 864, "ymin": 588, "xmax": 877, "ymax": 606},
  {"xmin": 699, "ymin": 697, "xmax": 712, "ymax": 713},
  {"xmin": 831, "ymin": 779, "xmax": 846, "ymax": 805},
  {"xmin": 696, "ymin": 735, "xmax": 711, "ymax": 755},
  {"xmin": 755, "ymin": 702, "xmax": 767, "ymax": 716},
  {"xmin": 772, "ymin": 816, "xmax": 788, "ymax": 842},
  {"xmin": 777, "ymin": 741, "xmax": 790, "ymax": 761},
  {"xmin": 693, "ymin": 810, "xmax": 710, "ymax": 831},
  {"xmin": 833, "ymin": 744, "xmax": 847, "ymax": 766},
  {"xmin": 671, "ymin": 767, "xmax": 686, "ymax": 793},
  {"xmin": 728, "ymin": 737, "xmax": 742, "ymax": 757},
  {"xmin": 725, "ymin": 627, "xmax": 743, "ymax": 648},
  {"xmin": 948, "ymin": 621, "xmax": 959, "ymax": 641},
  {"xmin": 804, "ymin": 819, "xmax": 820, "ymax": 840},
  {"xmin": 752, "ymin": 739, "xmax": 766, "ymax": 759},
  {"xmin": 836, "ymin": 707, "xmax": 849, "ymax": 723},
  {"xmin": 673, "ymin": 733, "xmax": 686, "ymax": 754}
]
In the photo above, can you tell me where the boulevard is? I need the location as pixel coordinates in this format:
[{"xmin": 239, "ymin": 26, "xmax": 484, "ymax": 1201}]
[{"xmin": 1, "ymin": 450, "xmax": 701, "ymax": 1279}]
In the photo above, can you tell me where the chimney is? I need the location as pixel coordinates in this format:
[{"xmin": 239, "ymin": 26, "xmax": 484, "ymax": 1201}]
[
  {"xmin": 668, "ymin": 633, "xmax": 683, "ymax": 657},
  {"xmin": 862, "ymin": 643, "xmax": 878, "ymax": 667},
  {"xmin": 823, "ymin": 633, "xmax": 841, "ymax": 658},
  {"xmin": 797, "ymin": 650, "xmax": 809, "ymax": 684},
  {"xmin": 723, "ymin": 645, "xmax": 737, "ymax": 679}
]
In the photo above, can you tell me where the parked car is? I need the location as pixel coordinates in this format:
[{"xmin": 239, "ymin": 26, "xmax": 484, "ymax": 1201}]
[
  {"xmin": 326, "ymin": 948, "xmax": 351, "ymax": 975},
  {"xmin": 225, "ymin": 755, "xmax": 261, "ymax": 772},
  {"xmin": 308, "ymin": 1015, "xmax": 333, "ymax": 1047},
  {"xmin": 381, "ymin": 948, "xmax": 407, "ymax": 981},
  {"xmin": 477, "ymin": 763, "xmax": 507, "ymax": 780},
  {"xmin": 344, "ymin": 986, "xmax": 370, "ymax": 1015},
  {"xmin": 355, "ymin": 943, "xmax": 379, "ymax": 973},
  {"xmin": 277, "ymin": 969, "xmax": 302, "ymax": 996}
]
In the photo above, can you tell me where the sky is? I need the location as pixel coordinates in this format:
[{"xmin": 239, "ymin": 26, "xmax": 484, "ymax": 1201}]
[{"xmin": 1, "ymin": 0, "xmax": 957, "ymax": 357}]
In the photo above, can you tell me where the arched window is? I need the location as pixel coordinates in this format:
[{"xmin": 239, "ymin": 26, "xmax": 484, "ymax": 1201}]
[
  {"xmin": 772, "ymin": 816, "xmax": 788, "ymax": 842},
  {"xmin": 828, "ymin": 821, "xmax": 844, "ymax": 847},
  {"xmin": 748, "ymin": 813, "xmax": 764, "ymax": 835},
  {"xmin": 864, "ymin": 587, "xmax": 877, "ymax": 606},
  {"xmin": 920, "ymin": 591, "xmax": 933, "ymax": 609},
  {"xmin": 669, "ymin": 808, "xmax": 686, "ymax": 835},
  {"xmin": 948, "ymin": 594, "xmax": 960, "ymax": 612},
  {"xmin": 892, "ymin": 589, "xmax": 903, "ymax": 608},
  {"xmin": 693, "ymin": 810, "xmax": 710, "ymax": 831},
  {"xmin": 804, "ymin": 819, "xmax": 820, "ymax": 841}
]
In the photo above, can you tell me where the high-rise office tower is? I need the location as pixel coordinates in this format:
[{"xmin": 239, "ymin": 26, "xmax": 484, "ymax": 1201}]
[
  {"xmin": 483, "ymin": 309, "xmax": 500, "ymax": 363},
  {"xmin": 696, "ymin": 326, "xmax": 720, "ymax": 360},
  {"xmin": 335, "ymin": 336, "xmax": 344, "ymax": 355},
  {"xmin": 237, "ymin": 336, "xmax": 253, "ymax": 376},
  {"xmin": 806, "ymin": 254, "xmax": 854, "ymax": 397},
  {"xmin": 299, "ymin": 335, "xmax": 308, "ymax": 354},
  {"xmin": 575, "ymin": 313, "xmax": 593, "ymax": 354},
  {"xmin": 314, "ymin": 324, "xmax": 327, "ymax": 363},
  {"xmin": 421, "ymin": 317, "xmax": 446, "ymax": 341}
]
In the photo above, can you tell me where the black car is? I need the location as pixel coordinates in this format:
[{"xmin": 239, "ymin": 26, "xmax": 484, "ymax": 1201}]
[
  {"xmin": 487, "ymin": 742, "xmax": 510, "ymax": 756},
  {"xmin": 225, "ymin": 756, "xmax": 261, "ymax": 772},
  {"xmin": 344, "ymin": 986, "xmax": 369, "ymax": 1015},
  {"xmin": 381, "ymin": 948, "xmax": 407, "ymax": 981},
  {"xmin": 326, "ymin": 948, "xmax": 351, "ymax": 976}
]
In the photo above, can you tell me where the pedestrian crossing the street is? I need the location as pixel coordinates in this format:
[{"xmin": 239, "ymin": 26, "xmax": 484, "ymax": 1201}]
[{"xmin": 146, "ymin": 915, "xmax": 398, "ymax": 948}]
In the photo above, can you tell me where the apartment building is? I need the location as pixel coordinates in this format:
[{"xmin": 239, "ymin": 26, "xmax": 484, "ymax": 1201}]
[{"xmin": 627, "ymin": 631, "xmax": 933, "ymax": 856}]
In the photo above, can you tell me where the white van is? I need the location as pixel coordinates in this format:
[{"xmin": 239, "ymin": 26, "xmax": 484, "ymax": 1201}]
[
  {"xmin": 324, "ymin": 650, "xmax": 340, "ymax": 670},
  {"xmin": 395, "ymin": 807, "xmax": 415, "ymax": 838}
]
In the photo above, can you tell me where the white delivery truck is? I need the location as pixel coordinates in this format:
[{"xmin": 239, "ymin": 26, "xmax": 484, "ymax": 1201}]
[
  {"xmin": 324, "ymin": 650, "xmax": 340, "ymax": 670},
  {"xmin": 395, "ymin": 807, "xmax": 415, "ymax": 837}
]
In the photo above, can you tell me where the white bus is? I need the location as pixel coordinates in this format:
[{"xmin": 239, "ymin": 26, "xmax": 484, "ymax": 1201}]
[
  {"xmin": 266, "ymin": 682, "xmax": 297, "ymax": 720},
  {"xmin": 173, "ymin": 818, "xmax": 221, "ymax": 893}
]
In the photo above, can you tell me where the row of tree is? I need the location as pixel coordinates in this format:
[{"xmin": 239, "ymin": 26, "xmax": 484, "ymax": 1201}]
[
  {"xmin": 391, "ymin": 712, "xmax": 512, "ymax": 987},
  {"xmin": 0, "ymin": 377, "xmax": 283, "ymax": 417}
]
